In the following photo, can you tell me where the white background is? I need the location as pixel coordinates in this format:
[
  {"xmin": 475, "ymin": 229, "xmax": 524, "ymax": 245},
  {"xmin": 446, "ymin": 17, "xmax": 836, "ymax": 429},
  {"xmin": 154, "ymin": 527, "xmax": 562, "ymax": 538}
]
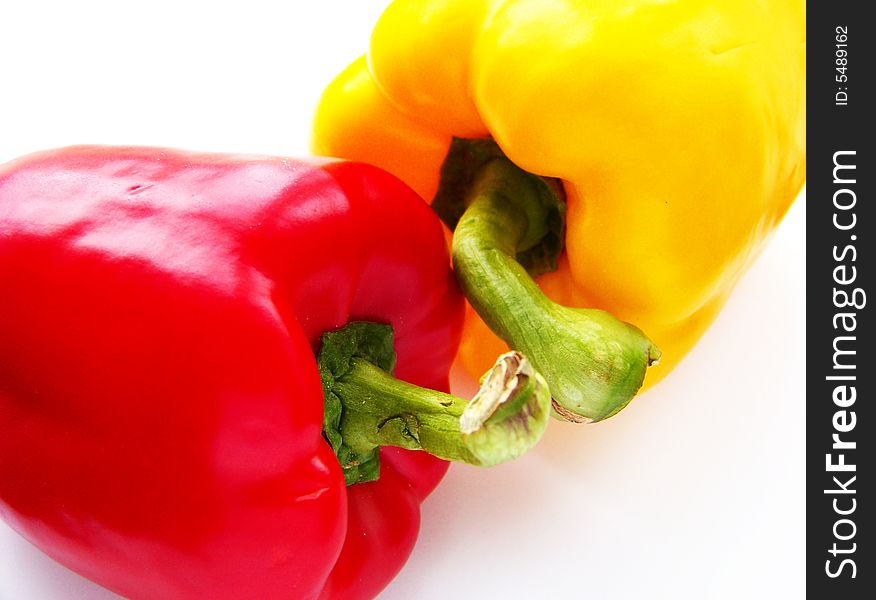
[{"xmin": 0, "ymin": 2, "xmax": 804, "ymax": 599}]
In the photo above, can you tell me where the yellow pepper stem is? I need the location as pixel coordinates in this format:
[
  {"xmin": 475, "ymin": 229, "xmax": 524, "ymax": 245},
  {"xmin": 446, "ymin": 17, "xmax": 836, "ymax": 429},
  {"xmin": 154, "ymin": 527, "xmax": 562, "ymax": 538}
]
[{"xmin": 448, "ymin": 145, "xmax": 660, "ymax": 422}]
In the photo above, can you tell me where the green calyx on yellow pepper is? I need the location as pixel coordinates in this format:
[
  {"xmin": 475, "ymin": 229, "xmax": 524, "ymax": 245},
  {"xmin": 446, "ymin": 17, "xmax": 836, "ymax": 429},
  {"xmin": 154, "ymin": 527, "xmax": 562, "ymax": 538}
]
[
  {"xmin": 313, "ymin": 0, "xmax": 806, "ymax": 421},
  {"xmin": 434, "ymin": 138, "xmax": 660, "ymax": 421}
]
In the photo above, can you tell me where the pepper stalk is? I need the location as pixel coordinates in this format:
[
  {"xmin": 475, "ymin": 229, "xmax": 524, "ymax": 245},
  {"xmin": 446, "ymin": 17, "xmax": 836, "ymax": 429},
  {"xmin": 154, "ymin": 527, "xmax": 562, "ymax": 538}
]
[
  {"xmin": 433, "ymin": 138, "xmax": 661, "ymax": 423},
  {"xmin": 319, "ymin": 321, "xmax": 551, "ymax": 485}
]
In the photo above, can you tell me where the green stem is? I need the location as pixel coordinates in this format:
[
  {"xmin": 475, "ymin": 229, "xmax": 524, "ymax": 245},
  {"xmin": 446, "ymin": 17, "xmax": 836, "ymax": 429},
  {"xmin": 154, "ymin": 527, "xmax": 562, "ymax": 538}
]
[
  {"xmin": 451, "ymin": 156, "xmax": 660, "ymax": 423},
  {"xmin": 319, "ymin": 322, "xmax": 550, "ymax": 485}
]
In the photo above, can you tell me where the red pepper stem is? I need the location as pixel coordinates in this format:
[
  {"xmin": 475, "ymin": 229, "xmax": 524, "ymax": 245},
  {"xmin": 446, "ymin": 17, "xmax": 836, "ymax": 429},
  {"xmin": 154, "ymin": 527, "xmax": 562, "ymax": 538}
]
[
  {"xmin": 335, "ymin": 351, "xmax": 550, "ymax": 466},
  {"xmin": 318, "ymin": 322, "xmax": 550, "ymax": 485},
  {"xmin": 451, "ymin": 157, "xmax": 661, "ymax": 422}
]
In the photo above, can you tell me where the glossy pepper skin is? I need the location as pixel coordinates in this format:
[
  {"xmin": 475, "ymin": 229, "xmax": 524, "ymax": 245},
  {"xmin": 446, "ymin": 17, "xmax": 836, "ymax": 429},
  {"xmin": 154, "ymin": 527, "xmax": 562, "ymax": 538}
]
[
  {"xmin": 0, "ymin": 146, "xmax": 463, "ymax": 600},
  {"xmin": 313, "ymin": 0, "xmax": 806, "ymax": 388}
]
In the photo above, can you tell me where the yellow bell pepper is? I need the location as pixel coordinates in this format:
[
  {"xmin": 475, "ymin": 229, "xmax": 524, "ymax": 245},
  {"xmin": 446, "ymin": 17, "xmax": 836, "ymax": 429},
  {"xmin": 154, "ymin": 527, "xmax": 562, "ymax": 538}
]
[{"xmin": 313, "ymin": 0, "xmax": 805, "ymax": 420}]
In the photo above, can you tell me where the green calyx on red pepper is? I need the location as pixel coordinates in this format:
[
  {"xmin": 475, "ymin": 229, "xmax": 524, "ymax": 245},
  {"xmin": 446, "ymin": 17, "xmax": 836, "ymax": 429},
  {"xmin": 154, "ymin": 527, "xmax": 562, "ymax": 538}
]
[{"xmin": 319, "ymin": 321, "xmax": 549, "ymax": 485}]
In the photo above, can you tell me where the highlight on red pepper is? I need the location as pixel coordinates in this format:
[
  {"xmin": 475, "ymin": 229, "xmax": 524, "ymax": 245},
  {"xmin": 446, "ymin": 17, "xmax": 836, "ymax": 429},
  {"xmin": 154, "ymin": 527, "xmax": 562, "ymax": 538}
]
[{"xmin": 0, "ymin": 146, "xmax": 552, "ymax": 600}]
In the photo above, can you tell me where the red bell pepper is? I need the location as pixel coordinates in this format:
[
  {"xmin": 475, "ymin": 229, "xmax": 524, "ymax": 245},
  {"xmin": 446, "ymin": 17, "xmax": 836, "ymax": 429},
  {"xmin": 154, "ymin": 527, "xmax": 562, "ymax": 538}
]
[{"xmin": 0, "ymin": 147, "xmax": 549, "ymax": 599}]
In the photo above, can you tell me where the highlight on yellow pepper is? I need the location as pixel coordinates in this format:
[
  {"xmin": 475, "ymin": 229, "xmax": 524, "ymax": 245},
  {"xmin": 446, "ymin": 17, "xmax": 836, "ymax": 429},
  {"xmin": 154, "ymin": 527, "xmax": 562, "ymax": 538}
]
[{"xmin": 312, "ymin": 0, "xmax": 806, "ymax": 422}]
